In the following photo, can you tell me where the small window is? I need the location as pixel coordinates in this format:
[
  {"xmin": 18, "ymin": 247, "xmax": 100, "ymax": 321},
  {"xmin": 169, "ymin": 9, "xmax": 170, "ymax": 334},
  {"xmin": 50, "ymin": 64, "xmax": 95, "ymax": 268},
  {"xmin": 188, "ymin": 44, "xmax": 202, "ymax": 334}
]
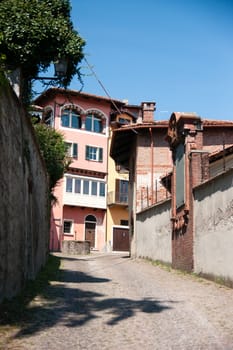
[
  {"xmin": 66, "ymin": 177, "xmax": 73, "ymax": 192},
  {"xmin": 65, "ymin": 142, "xmax": 78, "ymax": 158},
  {"xmin": 99, "ymin": 183, "xmax": 105, "ymax": 197},
  {"xmin": 83, "ymin": 180, "xmax": 89, "ymax": 194},
  {"xmin": 91, "ymin": 181, "xmax": 97, "ymax": 196},
  {"xmin": 86, "ymin": 146, "xmax": 103, "ymax": 162},
  {"xmin": 118, "ymin": 117, "xmax": 130, "ymax": 125},
  {"xmin": 74, "ymin": 178, "xmax": 81, "ymax": 193},
  {"xmin": 63, "ymin": 220, "xmax": 73, "ymax": 234},
  {"xmin": 120, "ymin": 220, "xmax": 129, "ymax": 226},
  {"xmin": 44, "ymin": 109, "xmax": 53, "ymax": 127}
]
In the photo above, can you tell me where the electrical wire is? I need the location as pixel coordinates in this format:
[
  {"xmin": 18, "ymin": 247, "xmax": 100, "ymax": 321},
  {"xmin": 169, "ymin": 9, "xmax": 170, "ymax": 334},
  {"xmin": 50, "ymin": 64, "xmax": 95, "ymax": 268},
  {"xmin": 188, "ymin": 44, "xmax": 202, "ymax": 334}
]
[{"xmin": 84, "ymin": 57, "xmax": 122, "ymax": 114}]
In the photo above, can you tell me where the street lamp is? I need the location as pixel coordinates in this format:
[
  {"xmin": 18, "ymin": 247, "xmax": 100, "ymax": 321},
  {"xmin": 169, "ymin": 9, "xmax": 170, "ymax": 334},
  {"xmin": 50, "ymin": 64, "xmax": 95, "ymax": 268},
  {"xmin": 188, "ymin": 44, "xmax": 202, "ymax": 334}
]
[
  {"xmin": 37, "ymin": 58, "xmax": 68, "ymax": 80},
  {"xmin": 54, "ymin": 58, "xmax": 68, "ymax": 78}
]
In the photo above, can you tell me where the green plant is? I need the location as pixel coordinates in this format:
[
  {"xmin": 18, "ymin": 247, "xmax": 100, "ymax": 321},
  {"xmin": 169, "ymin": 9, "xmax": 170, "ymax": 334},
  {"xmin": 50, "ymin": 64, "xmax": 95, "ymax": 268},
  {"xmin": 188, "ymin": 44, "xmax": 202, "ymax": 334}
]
[
  {"xmin": 33, "ymin": 123, "xmax": 70, "ymax": 194},
  {"xmin": 0, "ymin": 0, "xmax": 85, "ymax": 103}
]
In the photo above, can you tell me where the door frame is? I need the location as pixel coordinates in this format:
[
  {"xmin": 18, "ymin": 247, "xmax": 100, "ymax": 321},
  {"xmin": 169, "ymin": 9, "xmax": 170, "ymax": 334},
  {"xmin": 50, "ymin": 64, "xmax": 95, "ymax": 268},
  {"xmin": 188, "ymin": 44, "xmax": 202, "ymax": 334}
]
[
  {"xmin": 84, "ymin": 214, "xmax": 97, "ymax": 248},
  {"xmin": 112, "ymin": 225, "xmax": 129, "ymax": 252}
]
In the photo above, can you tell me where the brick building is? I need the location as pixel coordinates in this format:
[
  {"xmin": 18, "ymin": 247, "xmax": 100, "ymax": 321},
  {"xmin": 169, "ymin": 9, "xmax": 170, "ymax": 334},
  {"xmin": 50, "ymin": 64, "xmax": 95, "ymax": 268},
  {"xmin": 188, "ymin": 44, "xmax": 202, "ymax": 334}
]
[
  {"xmin": 111, "ymin": 109, "xmax": 233, "ymax": 271},
  {"xmin": 166, "ymin": 113, "xmax": 233, "ymax": 271},
  {"xmin": 111, "ymin": 104, "xmax": 173, "ymax": 255}
]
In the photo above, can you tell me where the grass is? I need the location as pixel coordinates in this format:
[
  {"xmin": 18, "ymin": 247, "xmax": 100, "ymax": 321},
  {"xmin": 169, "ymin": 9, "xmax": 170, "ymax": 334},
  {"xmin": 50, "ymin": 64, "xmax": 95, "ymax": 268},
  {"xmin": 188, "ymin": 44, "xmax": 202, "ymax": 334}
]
[{"xmin": 143, "ymin": 257, "xmax": 232, "ymax": 288}]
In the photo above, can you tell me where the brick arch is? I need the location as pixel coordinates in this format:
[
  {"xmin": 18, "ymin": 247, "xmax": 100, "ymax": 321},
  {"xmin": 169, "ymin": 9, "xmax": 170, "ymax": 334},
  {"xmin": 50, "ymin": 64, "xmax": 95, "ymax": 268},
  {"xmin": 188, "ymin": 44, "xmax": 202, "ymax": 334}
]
[
  {"xmin": 85, "ymin": 108, "xmax": 108, "ymax": 133},
  {"xmin": 85, "ymin": 108, "xmax": 108, "ymax": 123},
  {"xmin": 61, "ymin": 103, "xmax": 85, "ymax": 115}
]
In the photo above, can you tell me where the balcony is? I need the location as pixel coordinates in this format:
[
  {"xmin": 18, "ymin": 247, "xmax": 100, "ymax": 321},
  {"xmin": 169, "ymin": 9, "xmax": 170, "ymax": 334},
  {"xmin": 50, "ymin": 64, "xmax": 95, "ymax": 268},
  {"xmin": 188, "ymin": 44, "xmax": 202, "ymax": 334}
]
[
  {"xmin": 107, "ymin": 191, "xmax": 128, "ymax": 207},
  {"xmin": 63, "ymin": 192, "xmax": 107, "ymax": 209}
]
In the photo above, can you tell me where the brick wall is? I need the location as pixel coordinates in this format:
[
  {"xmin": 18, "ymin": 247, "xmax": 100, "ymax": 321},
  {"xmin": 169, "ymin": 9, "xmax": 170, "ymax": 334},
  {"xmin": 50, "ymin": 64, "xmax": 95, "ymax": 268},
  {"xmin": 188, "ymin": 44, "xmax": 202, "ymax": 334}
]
[{"xmin": 136, "ymin": 130, "xmax": 172, "ymax": 211}]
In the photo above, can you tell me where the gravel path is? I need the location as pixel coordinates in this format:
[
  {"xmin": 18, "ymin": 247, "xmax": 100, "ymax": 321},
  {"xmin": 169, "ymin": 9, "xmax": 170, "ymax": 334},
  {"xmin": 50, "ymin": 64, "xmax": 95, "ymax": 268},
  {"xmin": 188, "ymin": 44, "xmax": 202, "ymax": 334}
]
[{"xmin": 3, "ymin": 252, "xmax": 233, "ymax": 350}]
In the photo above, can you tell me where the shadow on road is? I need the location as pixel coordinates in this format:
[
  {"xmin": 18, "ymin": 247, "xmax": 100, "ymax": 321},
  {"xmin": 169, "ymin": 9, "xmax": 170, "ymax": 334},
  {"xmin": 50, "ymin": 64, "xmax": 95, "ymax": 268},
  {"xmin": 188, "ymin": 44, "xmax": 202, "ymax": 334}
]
[{"xmin": 0, "ymin": 254, "xmax": 175, "ymax": 341}]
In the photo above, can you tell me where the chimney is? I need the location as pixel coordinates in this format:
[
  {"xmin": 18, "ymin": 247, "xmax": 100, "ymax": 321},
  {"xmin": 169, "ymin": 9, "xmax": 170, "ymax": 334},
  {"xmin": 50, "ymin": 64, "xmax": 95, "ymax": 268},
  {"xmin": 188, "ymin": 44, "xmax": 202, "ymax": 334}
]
[{"xmin": 141, "ymin": 102, "xmax": 156, "ymax": 123}]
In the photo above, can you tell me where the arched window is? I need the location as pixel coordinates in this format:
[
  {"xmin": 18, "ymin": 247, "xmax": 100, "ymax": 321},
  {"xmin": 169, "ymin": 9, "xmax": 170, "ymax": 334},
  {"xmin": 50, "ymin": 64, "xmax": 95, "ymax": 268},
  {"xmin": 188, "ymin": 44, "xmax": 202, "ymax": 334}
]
[
  {"xmin": 85, "ymin": 215, "xmax": 96, "ymax": 222},
  {"xmin": 61, "ymin": 108, "xmax": 81, "ymax": 129},
  {"xmin": 44, "ymin": 109, "xmax": 54, "ymax": 127},
  {"xmin": 85, "ymin": 113, "xmax": 103, "ymax": 133}
]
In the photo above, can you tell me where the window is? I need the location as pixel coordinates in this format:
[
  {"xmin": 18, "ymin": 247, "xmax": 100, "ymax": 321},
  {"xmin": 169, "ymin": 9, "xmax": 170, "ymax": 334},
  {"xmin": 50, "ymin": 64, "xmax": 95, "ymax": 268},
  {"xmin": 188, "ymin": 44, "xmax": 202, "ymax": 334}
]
[
  {"xmin": 120, "ymin": 220, "xmax": 129, "ymax": 226},
  {"xmin": 91, "ymin": 181, "xmax": 97, "ymax": 195},
  {"xmin": 86, "ymin": 146, "xmax": 103, "ymax": 162},
  {"xmin": 85, "ymin": 114, "xmax": 103, "ymax": 133},
  {"xmin": 66, "ymin": 177, "xmax": 73, "ymax": 192},
  {"xmin": 63, "ymin": 220, "xmax": 73, "ymax": 234},
  {"xmin": 65, "ymin": 177, "xmax": 106, "ymax": 198},
  {"xmin": 99, "ymin": 183, "xmax": 105, "ymax": 197},
  {"xmin": 44, "ymin": 109, "xmax": 53, "ymax": 127},
  {"xmin": 118, "ymin": 117, "xmax": 130, "ymax": 125},
  {"xmin": 61, "ymin": 109, "xmax": 81, "ymax": 129},
  {"xmin": 74, "ymin": 178, "xmax": 81, "ymax": 193},
  {"xmin": 83, "ymin": 180, "xmax": 89, "ymax": 194},
  {"xmin": 65, "ymin": 142, "xmax": 78, "ymax": 158},
  {"xmin": 116, "ymin": 179, "xmax": 128, "ymax": 203}
]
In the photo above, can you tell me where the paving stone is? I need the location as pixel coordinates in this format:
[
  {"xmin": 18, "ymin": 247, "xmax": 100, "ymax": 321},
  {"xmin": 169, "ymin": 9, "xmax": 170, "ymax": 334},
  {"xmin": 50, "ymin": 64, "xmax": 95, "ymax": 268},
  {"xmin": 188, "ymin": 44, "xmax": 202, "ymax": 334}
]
[{"xmin": 4, "ymin": 252, "xmax": 233, "ymax": 350}]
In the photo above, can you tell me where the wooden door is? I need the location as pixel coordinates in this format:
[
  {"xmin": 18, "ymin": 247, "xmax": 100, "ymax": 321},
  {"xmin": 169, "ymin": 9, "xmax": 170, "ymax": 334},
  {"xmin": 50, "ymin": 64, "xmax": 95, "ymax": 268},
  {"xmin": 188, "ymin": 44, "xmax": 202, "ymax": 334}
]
[
  {"xmin": 113, "ymin": 227, "xmax": 129, "ymax": 251},
  {"xmin": 85, "ymin": 222, "xmax": 95, "ymax": 248}
]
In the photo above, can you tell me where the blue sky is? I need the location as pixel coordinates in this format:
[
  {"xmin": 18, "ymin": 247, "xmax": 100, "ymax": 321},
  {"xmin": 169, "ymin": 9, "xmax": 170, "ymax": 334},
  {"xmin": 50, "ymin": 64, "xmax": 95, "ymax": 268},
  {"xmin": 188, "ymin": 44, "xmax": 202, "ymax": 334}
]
[{"xmin": 68, "ymin": 1, "xmax": 233, "ymax": 121}]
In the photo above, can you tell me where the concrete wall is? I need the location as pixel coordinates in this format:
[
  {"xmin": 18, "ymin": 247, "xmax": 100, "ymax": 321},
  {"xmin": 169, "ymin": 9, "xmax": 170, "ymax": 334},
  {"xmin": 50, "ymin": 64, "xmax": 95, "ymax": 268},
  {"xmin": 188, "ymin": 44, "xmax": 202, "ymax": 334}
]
[
  {"xmin": 136, "ymin": 199, "xmax": 172, "ymax": 264},
  {"xmin": 194, "ymin": 168, "xmax": 233, "ymax": 284},
  {"xmin": 0, "ymin": 75, "xmax": 49, "ymax": 302}
]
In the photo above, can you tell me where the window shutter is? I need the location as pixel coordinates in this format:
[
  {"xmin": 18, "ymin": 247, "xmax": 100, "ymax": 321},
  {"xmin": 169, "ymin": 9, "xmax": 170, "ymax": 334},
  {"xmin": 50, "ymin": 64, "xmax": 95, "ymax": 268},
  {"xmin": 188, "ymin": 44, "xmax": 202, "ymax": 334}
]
[
  {"xmin": 86, "ymin": 145, "xmax": 90, "ymax": 160},
  {"xmin": 73, "ymin": 143, "xmax": 78, "ymax": 158},
  {"xmin": 99, "ymin": 147, "xmax": 103, "ymax": 162}
]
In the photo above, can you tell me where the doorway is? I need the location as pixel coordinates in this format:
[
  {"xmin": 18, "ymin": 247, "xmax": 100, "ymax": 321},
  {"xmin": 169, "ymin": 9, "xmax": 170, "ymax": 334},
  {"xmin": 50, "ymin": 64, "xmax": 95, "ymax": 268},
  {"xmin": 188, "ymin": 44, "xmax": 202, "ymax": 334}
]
[{"xmin": 85, "ymin": 215, "xmax": 96, "ymax": 248}]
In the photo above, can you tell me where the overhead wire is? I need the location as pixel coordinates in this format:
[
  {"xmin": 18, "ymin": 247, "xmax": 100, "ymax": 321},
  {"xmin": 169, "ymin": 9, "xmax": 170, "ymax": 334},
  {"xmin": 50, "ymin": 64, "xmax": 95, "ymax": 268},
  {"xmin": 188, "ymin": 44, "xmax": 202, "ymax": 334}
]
[{"xmin": 83, "ymin": 57, "xmax": 122, "ymax": 115}]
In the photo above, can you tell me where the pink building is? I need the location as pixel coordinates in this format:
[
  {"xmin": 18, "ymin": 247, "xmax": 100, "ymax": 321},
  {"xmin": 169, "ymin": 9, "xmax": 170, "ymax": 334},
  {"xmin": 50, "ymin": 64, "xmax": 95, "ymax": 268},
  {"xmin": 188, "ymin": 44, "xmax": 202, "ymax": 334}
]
[{"xmin": 35, "ymin": 88, "xmax": 125, "ymax": 251}]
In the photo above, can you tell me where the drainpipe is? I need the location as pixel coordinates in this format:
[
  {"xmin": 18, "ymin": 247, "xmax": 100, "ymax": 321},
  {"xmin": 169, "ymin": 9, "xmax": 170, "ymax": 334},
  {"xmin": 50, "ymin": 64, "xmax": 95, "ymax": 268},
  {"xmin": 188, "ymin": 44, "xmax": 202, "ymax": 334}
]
[{"xmin": 149, "ymin": 127, "xmax": 154, "ymax": 204}]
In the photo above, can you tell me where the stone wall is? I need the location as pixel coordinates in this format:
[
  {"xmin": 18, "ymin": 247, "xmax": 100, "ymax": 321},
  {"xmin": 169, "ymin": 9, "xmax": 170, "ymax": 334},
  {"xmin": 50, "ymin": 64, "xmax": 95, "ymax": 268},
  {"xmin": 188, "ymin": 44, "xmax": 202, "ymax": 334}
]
[
  {"xmin": 194, "ymin": 168, "xmax": 233, "ymax": 286},
  {"xmin": 62, "ymin": 241, "xmax": 90, "ymax": 255},
  {"xmin": 0, "ymin": 75, "xmax": 50, "ymax": 302},
  {"xmin": 136, "ymin": 199, "xmax": 172, "ymax": 264}
]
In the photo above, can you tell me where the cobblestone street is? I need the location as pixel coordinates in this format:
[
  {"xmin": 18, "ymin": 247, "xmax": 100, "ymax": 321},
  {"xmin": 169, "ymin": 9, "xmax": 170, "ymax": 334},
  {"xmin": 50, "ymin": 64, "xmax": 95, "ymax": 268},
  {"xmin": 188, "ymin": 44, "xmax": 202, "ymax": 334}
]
[{"xmin": 3, "ymin": 252, "xmax": 233, "ymax": 350}]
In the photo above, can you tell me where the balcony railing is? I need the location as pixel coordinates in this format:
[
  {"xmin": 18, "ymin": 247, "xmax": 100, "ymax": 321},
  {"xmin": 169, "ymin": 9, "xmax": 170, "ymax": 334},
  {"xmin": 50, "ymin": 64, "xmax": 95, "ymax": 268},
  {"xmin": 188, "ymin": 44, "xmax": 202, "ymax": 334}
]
[{"xmin": 107, "ymin": 191, "xmax": 128, "ymax": 206}]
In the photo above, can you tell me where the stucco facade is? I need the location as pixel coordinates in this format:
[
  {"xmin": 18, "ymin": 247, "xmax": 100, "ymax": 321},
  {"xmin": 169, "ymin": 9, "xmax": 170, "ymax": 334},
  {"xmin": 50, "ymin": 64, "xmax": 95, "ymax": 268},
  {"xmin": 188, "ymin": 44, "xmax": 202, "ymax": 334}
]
[
  {"xmin": 35, "ymin": 88, "xmax": 139, "ymax": 252},
  {"xmin": 194, "ymin": 167, "xmax": 233, "ymax": 283},
  {"xmin": 35, "ymin": 89, "xmax": 115, "ymax": 251}
]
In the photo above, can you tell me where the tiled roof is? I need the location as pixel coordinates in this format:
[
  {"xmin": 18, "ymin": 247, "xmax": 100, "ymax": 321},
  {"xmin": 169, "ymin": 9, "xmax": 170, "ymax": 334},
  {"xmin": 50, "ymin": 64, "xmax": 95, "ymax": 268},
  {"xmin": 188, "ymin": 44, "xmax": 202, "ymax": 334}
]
[
  {"xmin": 209, "ymin": 144, "xmax": 233, "ymax": 162},
  {"xmin": 203, "ymin": 119, "xmax": 233, "ymax": 127},
  {"xmin": 113, "ymin": 120, "xmax": 169, "ymax": 132},
  {"xmin": 34, "ymin": 87, "xmax": 127, "ymax": 105}
]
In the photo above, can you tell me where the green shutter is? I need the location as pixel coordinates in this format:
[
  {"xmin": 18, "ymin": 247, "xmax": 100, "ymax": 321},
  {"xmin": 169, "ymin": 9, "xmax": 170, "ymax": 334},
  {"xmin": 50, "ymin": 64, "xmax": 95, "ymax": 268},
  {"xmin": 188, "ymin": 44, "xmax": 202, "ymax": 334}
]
[
  {"xmin": 99, "ymin": 147, "xmax": 103, "ymax": 162},
  {"xmin": 86, "ymin": 145, "xmax": 90, "ymax": 160},
  {"xmin": 73, "ymin": 143, "xmax": 78, "ymax": 158}
]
